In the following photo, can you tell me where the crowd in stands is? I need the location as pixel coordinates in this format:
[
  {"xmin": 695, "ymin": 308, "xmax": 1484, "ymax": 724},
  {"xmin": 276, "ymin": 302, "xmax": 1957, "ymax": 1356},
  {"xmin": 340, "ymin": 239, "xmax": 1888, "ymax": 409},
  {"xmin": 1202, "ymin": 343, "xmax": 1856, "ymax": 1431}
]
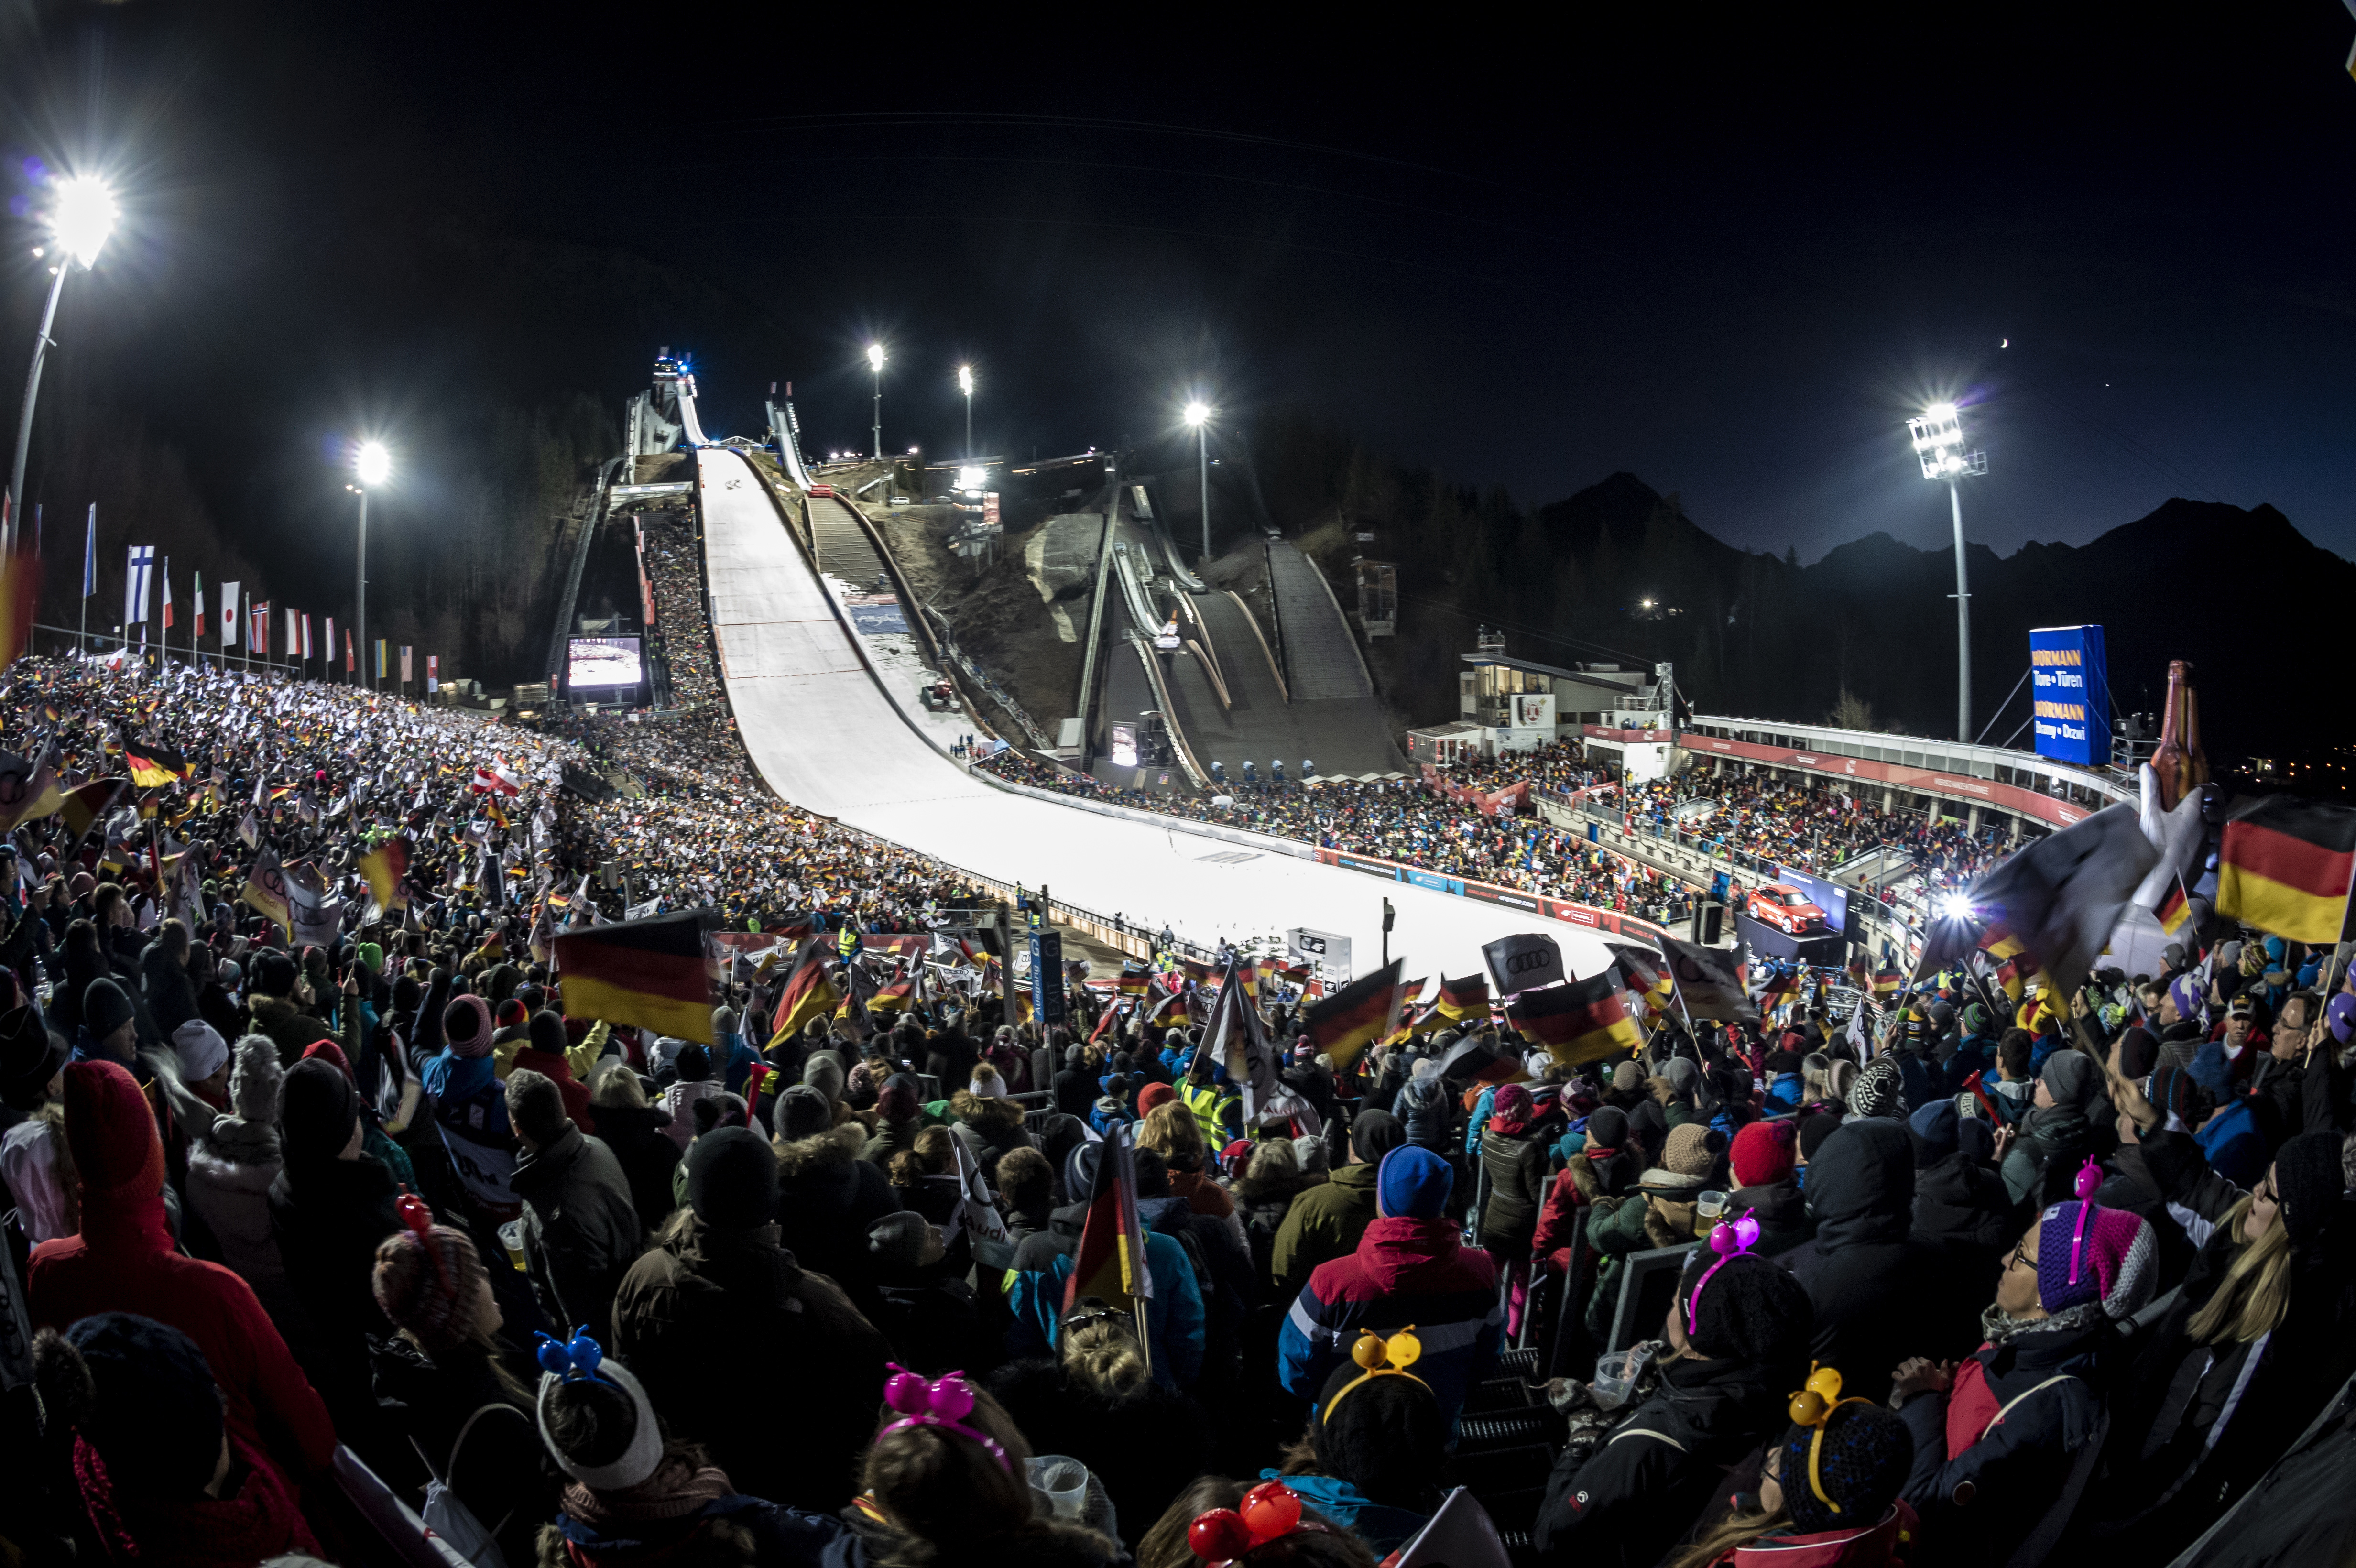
[
  {"xmin": 638, "ymin": 513, "xmax": 724, "ymax": 711},
  {"xmin": 979, "ymin": 744, "xmax": 1699, "ymax": 927},
  {"xmin": 1620, "ymin": 773, "xmax": 2014, "ymax": 890},
  {"xmin": 4, "ymin": 528, "xmax": 2352, "ymax": 1568}
]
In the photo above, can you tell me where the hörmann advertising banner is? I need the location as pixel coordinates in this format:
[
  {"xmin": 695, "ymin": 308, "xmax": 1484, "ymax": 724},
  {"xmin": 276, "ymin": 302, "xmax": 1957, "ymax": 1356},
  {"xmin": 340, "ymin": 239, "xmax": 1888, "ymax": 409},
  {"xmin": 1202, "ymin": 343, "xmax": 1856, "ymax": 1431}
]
[{"xmin": 2029, "ymin": 624, "xmax": 2108, "ymax": 769}]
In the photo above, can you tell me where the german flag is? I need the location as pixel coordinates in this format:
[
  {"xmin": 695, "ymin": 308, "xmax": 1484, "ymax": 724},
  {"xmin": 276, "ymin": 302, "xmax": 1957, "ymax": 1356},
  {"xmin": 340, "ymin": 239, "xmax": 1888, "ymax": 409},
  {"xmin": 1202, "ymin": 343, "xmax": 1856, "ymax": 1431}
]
[
  {"xmin": 1505, "ymin": 970, "xmax": 1642, "ymax": 1067},
  {"xmin": 123, "ymin": 736, "xmax": 190, "ymax": 789},
  {"xmin": 1436, "ymin": 1030, "xmax": 1532, "ymax": 1089},
  {"xmin": 871, "ymin": 976, "xmax": 915, "ymax": 1015},
  {"xmin": 1116, "ymin": 968, "xmax": 1149, "ymax": 999},
  {"xmin": 2217, "ymin": 795, "xmax": 2356, "ymax": 945},
  {"xmin": 1435, "ymin": 973, "xmax": 1493, "ymax": 1023},
  {"xmin": 555, "ymin": 910, "xmax": 715, "ymax": 1044},
  {"xmin": 1758, "ymin": 967, "xmax": 1800, "ymax": 1002},
  {"xmin": 359, "ymin": 837, "xmax": 410, "ymax": 911},
  {"xmin": 1064, "ymin": 1129, "xmax": 1151, "ymax": 1314},
  {"xmin": 1301, "ymin": 958, "xmax": 1407, "ymax": 1070},
  {"xmin": 1871, "ymin": 968, "xmax": 1902, "ymax": 1000},
  {"xmin": 59, "ymin": 777, "xmax": 124, "ymax": 849},
  {"xmin": 2155, "ymin": 879, "xmax": 2192, "ymax": 937},
  {"xmin": 768, "ymin": 939, "xmax": 840, "ymax": 1046}
]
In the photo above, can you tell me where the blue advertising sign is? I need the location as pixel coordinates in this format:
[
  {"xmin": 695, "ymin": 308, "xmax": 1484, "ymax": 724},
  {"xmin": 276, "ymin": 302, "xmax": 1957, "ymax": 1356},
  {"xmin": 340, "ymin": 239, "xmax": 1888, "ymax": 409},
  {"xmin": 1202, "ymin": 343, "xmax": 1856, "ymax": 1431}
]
[
  {"xmin": 1775, "ymin": 865, "xmax": 1850, "ymax": 937},
  {"xmin": 2029, "ymin": 625, "xmax": 2109, "ymax": 768},
  {"xmin": 1029, "ymin": 929, "xmax": 1066, "ymax": 1024}
]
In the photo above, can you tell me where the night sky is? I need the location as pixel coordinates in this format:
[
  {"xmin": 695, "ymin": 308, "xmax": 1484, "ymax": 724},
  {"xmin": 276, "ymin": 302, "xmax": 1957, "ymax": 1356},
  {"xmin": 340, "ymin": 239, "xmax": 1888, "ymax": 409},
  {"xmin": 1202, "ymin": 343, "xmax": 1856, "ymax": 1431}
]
[{"xmin": 6, "ymin": 3, "xmax": 2355, "ymax": 583}]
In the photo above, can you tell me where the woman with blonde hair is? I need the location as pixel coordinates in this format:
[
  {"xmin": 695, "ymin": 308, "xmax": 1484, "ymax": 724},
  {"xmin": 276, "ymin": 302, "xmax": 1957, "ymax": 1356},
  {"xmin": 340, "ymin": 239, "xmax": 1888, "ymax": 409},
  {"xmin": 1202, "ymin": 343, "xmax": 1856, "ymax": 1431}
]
[
  {"xmin": 1136, "ymin": 1100, "xmax": 1235, "ymax": 1222},
  {"xmin": 2089, "ymin": 1126, "xmax": 2356, "ymax": 1551},
  {"xmin": 984, "ymin": 1299, "xmax": 1219, "ymax": 1550}
]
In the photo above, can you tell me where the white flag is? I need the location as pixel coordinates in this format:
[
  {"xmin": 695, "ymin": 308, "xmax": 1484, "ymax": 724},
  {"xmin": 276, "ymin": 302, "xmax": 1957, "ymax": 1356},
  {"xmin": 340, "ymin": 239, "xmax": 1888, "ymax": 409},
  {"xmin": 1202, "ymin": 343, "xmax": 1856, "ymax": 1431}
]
[
  {"xmin": 219, "ymin": 580, "xmax": 240, "ymax": 646},
  {"xmin": 123, "ymin": 545, "xmax": 154, "ymax": 628}
]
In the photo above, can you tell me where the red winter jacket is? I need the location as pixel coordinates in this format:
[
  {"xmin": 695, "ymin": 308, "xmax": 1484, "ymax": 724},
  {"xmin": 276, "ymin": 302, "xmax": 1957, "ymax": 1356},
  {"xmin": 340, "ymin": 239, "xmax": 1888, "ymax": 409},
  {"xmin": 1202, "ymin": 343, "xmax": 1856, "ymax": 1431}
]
[
  {"xmin": 509, "ymin": 1044, "xmax": 596, "ymax": 1135},
  {"xmin": 1719, "ymin": 1498, "xmax": 1917, "ymax": 1565},
  {"xmin": 29, "ymin": 1061, "xmax": 337, "ymax": 1479}
]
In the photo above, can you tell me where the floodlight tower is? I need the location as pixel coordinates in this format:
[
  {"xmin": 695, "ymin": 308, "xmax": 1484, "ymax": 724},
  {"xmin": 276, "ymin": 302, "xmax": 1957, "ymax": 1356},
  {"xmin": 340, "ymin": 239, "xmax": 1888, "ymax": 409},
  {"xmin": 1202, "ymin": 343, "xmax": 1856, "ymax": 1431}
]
[
  {"xmin": 1184, "ymin": 401, "xmax": 1212, "ymax": 559},
  {"xmin": 868, "ymin": 344, "xmax": 886, "ymax": 460},
  {"xmin": 1908, "ymin": 403, "xmax": 1986, "ymax": 744},
  {"xmin": 10, "ymin": 175, "xmax": 118, "ymax": 548},
  {"xmin": 958, "ymin": 365, "xmax": 975, "ymax": 459}
]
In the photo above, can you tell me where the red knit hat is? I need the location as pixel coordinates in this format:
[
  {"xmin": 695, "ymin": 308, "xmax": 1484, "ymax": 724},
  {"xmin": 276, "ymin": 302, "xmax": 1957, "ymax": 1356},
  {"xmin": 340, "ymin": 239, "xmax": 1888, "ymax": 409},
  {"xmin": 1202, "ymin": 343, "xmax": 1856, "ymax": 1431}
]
[
  {"xmin": 1730, "ymin": 1119, "xmax": 1797, "ymax": 1189},
  {"xmin": 1136, "ymin": 1081, "xmax": 1177, "ymax": 1117},
  {"xmin": 63, "ymin": 1060, "xmax": 165, "ymax": 1204}
]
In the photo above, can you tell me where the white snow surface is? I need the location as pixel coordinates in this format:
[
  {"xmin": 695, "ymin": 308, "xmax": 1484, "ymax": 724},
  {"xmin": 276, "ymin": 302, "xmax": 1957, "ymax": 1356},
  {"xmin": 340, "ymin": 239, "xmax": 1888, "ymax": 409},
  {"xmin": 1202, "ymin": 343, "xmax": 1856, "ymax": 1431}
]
[{"xmin": 695, "ymin": 446, "xmax": 1616, "ymax": 983}]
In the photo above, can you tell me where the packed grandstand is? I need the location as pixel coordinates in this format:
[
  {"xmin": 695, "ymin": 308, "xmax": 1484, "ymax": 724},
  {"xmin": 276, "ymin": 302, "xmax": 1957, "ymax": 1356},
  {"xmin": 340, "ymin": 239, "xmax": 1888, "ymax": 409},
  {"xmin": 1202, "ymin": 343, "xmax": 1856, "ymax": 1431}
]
[{"xmin": 0, "ymin": 467, "xmax": 2347, "ymax": 1568}]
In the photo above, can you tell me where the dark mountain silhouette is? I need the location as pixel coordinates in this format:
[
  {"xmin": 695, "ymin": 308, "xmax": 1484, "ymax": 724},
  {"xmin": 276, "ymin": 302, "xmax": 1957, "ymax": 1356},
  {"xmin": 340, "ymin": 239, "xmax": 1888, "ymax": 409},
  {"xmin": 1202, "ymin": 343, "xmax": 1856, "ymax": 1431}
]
[{"xmin": 1239, "ymin": 411, "xmax": 2348, "ymax": 760}]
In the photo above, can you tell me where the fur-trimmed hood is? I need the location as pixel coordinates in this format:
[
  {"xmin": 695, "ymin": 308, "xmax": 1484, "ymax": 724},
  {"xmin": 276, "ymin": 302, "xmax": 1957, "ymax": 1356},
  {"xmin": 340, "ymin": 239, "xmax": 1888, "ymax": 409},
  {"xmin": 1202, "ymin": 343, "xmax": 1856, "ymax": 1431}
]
[{"xmin": 771, "ymin": 1121, "xmax": 864, "ymax": 1181}]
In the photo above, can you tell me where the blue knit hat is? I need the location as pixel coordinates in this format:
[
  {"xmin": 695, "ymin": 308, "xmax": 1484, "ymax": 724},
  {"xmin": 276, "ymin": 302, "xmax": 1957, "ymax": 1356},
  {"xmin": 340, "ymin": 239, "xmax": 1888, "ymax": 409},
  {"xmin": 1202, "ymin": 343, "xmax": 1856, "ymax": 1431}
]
[
  {"xmin": 1779, "ymin": 1400, "xmax": 1914, "ymax": 1533},
  {"xmin": 1376, "ymin": 1145, "xmax": 1452, "ymax": 1220},
  {"xmin": 2036, "ymin": 1199, "xmax": 2155, "ymax": 1318}
]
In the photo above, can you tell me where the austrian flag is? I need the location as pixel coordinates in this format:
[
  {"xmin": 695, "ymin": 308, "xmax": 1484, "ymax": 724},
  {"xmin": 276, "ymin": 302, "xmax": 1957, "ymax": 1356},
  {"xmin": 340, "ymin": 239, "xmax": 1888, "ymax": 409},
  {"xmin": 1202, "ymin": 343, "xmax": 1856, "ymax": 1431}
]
[{"xmin": 472, "ymin": 762, "xmax": 522, "ymax": 796}]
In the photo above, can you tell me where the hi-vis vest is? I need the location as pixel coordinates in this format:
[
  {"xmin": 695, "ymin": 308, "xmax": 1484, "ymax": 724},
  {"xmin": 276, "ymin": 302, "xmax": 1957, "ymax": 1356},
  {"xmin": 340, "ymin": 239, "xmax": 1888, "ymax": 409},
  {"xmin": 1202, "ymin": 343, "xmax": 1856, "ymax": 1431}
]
[
  {"xmin": 1181, "ymin": 1079, "xmax": 1237, "ymax": 1143},
  {"xmin": 838, "ymin": 926, "xmax": 862, "ymax": 957}
]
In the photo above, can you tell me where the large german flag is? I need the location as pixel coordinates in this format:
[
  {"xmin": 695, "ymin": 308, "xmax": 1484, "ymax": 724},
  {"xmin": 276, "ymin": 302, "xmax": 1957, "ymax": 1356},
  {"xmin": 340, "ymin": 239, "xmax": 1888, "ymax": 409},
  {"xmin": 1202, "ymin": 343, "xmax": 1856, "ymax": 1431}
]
[
  {"xmin": 1437, "ymin": 1030, "xmax": 1531, "ymax": 1089},
  {"xmin": 1065, "ymin": 1128, "xmax": 1151, "ymax": 1313},
  {"xmin": 359, "ymin": 837, "xmax": 410, "ymax": 912},
  {"xmin": 1505, "ymin": 970, "xmax": 1642, "ymax": 1067},
  {"xmin": 768, "ymin": 938, "xmax": 840, "ymax": 1047},
  {"xmin": 122, "ymin": 736, "xmax": 191, "ymax": 789},
  {"xmin": 2217, "ymin": 795, "xmax": 2356, "ymax": 944},
  {"xmin": 556, "ymin": 910, "xmax": 716, "ymax": 1044},
  {"xmin": 1435, "ymin": 973, "xmax": 1493, "ymax": 1023},
  {"xmin": 1301, "ymin": 958, "xmax": 1407, "ymax": 1070}
]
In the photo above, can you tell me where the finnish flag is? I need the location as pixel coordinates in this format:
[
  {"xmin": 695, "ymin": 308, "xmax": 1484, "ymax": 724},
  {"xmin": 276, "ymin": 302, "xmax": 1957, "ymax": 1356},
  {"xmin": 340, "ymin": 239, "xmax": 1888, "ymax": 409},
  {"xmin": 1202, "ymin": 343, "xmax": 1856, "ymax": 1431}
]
[{"xmin": 123, "ymin": 545, "xmax": 154, "ymax": 628}]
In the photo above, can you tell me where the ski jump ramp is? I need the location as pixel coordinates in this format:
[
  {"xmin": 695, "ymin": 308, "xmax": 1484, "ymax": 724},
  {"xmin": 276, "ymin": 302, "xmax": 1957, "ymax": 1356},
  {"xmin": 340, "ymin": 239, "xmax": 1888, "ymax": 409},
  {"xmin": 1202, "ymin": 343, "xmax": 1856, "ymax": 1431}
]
[{"xmin": 696, "ymin": 446, "xmax": 1614, "ymax": 983}]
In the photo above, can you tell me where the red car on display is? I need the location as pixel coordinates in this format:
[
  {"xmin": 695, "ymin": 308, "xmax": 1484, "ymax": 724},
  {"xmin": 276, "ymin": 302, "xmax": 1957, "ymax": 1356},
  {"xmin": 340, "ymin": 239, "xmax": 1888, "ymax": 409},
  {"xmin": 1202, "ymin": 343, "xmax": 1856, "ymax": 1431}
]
[{"xmin": 1747, "ymin": 882, "xmax": 1828, "ymax": 935}]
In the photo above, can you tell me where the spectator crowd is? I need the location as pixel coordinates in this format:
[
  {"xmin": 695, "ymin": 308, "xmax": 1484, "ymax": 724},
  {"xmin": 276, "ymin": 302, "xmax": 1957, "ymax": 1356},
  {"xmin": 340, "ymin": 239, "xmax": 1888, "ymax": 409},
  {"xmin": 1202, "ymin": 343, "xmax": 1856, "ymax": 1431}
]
[{"xmin": 0, "ymin": 522, "xmax": 2348, "ymax": 1568}]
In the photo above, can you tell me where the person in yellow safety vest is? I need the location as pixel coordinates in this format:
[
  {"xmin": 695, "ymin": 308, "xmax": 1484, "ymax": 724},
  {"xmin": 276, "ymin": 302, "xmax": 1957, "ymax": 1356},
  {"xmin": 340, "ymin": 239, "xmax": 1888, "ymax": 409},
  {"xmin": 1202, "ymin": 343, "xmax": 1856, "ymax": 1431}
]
[
  {"xmin": 838, "ymin": 925, "xmax": 862, "ymax": 958},
  {"xmin": 1178, "ymin": 1066, "xmax": 1241, "ymax": 1145}
]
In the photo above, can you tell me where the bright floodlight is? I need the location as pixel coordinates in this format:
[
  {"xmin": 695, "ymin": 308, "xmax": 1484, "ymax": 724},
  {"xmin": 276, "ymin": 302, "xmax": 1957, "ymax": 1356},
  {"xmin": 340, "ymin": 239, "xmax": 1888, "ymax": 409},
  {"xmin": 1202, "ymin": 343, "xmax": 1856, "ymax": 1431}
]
[
  {"xmin": 956, "ymin": 464, "xmax": 986, "ymax": 490},
  {"xmin": 49, "ymin": 176, "xmax": 118, "ymax": 269},
  {"xmin": 355, "ymin": 441, "xmax": 391, "ymax": 486},
  {"xmin": 958, "ymin": 365, "xmax": 974, "ymax": 395},
  {"xmin": 1907, "ymin": 403, "xmax": 1980, "ymax": 480},
  {"xmin": 1183, "ymin": 401, "xmax": 1210, "ymax": 427},
  {"xmin": 1937, "ymin": 893, "xmax": 1974, "ymax": 922},
  {"xmin": 867, "ymin": 344, "xmax": 885, "ymax": 371}
]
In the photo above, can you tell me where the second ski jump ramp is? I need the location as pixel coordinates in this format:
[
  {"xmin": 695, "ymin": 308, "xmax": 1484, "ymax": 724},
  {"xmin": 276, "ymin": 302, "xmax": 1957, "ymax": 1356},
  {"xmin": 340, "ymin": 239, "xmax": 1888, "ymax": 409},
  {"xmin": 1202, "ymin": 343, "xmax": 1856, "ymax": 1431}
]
[{"xmin": 696, "ymin": 446, "xmax": 1613, "ymax": 980}]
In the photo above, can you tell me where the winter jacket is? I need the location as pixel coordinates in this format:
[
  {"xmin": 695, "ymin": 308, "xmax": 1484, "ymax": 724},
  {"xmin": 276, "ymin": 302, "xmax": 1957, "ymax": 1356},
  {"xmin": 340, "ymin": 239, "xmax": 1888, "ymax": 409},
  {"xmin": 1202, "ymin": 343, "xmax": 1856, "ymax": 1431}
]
[
  {"xmin": 1727, "ymin": 1178, "xmax": 1814, "ymax": 1256},
  {"xmin": 248, "ymin": 991, "xmax": 340, "ymax": 1069},
  {"xmin": 508, "ymin": 1042, "xmax": 596, "ymax": 1135},
  {"xmin": 986, "ymin": 1358, "xmax": 1219, "ymax": 1546},
  {"xmin": 1721, "ymin": 1502, "xmax": 1920, "ymax": 1567},
  {"xmin": 1263, "ymin": 1469, "xmax": 1431, "ymax": 1555},
  {"xmin": 1785, "ymin": 1120, "xmax": 1981, "ymax": 1406},
  {"xmin": 2000, "ymin": 1104, "xmax": 2096, "ymax": 1207},
  {"xmin": 1236, "ymin": 1169, "xmax": 1321, "ymax": 1287},
  {"xmin": 1276, "ymin": 1214, "xmax": 1501, "ymax": 1428},
  {"xmin": 368, "ymin": 1334, "xmax": 556, "ymax": 1568},
  {"xmin": 1269, "ymin": 1162, "xmax": 1383, "ymax": 1297},
  {"xmin": 613, "ymin": 1214, "xmax": 891, "ymax": 1512},
  {"xmin": 268, "ymin": 1148, "xmax": 404, "ymax": 1426},
  {"xmin": 1535, "ymin": 1352, "xmax": 1791, "ymax": 1568},
  {"xmin": 2083, "ymin": 1138, "xmax": 2356, "ymax": 1554},
  {"xmin": 139, "ymin": 938, "xmax": 204, "ymax": 1039},
  {"xmin": 29, "ymin": 1162, "xmax": 337, "ymax": 1480},
  {"xmin": 1007, "ymin": 1198, "xmax": 1207, "ymax": 1389},
  {"xmin": 1396, "ymin": 1074, "xmax": 1453, "ymax": 1152},
  {"xmin": 948, "ymin": 1104, "xmax": 1034, "ymax": 1187},
  {"xmin": 657, "ymin": 1078, "xmax": 724, "ymax": 1149},
  {"xmin": 1910, "ymin": 1151, "xmax": 2021, "ymax": 1271},
  {"xmin": 773, "ymin": 1123, "xmax": 904, "ymax": 1318},
  {"xmin": 589, "ymin": 1101, "xmax": 683, "ymax": 1233},
  {"xmin": 1478, "ymin": 1127, "xmax": 1548, "ymax": 1258},
  {"xmin": 507, "ymin": 1123, "xmax": 645, "ymax": 1339},
  {"xmin": 1899, "ymin": 1319, "xmax": 2106, "ymax": 1567}
]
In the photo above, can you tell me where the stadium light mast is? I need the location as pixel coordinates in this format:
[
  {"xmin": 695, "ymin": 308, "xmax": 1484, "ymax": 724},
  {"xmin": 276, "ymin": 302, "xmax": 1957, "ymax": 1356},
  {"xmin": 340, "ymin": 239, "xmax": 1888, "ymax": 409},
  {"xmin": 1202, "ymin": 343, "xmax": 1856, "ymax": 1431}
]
[
  {"xmin": 9, "ymin": 174, "xmax": 118, "ymax": 550},
  {"xmin": 1908, "ymin": 403, "xmax": 1986, "ymax": 744},
  {"xmin": 1184, "ymin": 401, "xmax": 1212, "ymax": 559},
  {"xmin": 352, "ymin": 441, "xmax": 390, "ymax": 689},
  {"xmin": 958, "ymin": 364, "xmax": 974, "ymax": 459},
  {"xmin": 868, "ymin": 344, "xmax": 886, "ymax": 461}
]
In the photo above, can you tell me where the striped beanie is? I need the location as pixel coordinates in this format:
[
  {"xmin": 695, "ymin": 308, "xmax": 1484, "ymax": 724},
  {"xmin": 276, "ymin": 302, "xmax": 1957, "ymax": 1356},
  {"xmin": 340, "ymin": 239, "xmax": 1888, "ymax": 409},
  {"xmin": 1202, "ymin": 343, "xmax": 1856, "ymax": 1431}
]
[
  {"xmin": 2037, "ymin": 1200, "xmax": 2155, "ymax": 1319},
  {"xmin": 372, "ymin": 1221, "xmax": 488, "ymax": 1353}
]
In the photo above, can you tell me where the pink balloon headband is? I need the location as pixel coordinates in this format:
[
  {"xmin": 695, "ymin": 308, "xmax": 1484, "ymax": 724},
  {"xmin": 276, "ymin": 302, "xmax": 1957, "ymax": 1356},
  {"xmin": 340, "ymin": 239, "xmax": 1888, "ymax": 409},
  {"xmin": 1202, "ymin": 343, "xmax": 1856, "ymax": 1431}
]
[
  {"xmin": 878, "ymin": 1365, "xmax": 1012, "ymax": 1473},
  {"xmin": 1687, "ymin": 1212, "xmax": 1762, "ymax": 1334}
]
